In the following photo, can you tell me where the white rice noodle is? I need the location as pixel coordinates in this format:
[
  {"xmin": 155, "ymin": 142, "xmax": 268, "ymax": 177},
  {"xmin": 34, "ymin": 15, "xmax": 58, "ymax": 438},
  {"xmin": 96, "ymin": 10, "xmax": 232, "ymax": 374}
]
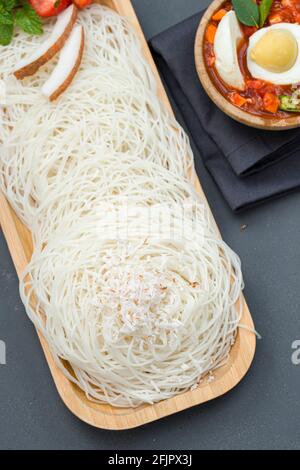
[{"xmin": 0, "ymin": 4, "xmax": 244, "ymax": 408}]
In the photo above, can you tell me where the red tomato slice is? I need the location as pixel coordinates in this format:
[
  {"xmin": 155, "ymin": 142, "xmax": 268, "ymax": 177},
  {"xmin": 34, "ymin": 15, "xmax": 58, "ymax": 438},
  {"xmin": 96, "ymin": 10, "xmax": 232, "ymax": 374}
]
[
  {"xmin": 246, "ymin": 79, "xmax": 265, "ymax": 90},
  {"xmin": 29, "ymin": 0, "xmax": 71, "ymax": 18},
  {"xmin": 73, "ymin": 0, "xmax": 93, "ymax": 8},
  {"xmin": 263, "ymin": 93, "xmax": 280, "ymax": 114}
]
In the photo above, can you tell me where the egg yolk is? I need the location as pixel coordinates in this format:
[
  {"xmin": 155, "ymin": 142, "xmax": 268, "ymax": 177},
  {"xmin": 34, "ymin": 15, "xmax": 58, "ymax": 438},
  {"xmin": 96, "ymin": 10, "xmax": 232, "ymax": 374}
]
[{"xmin": 250, "ymin": 29, "xmax": 298, "ymax": 73}]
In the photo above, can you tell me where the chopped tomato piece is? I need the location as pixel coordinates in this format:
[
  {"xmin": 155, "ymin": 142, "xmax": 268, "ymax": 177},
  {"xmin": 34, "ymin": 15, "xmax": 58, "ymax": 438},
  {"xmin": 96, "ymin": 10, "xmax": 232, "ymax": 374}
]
[
  {"xmin": 212, "ymin": 9, "xmax": 227, "ymax": 21},
  {"xmin": 258, "ymin": 83, "xmax": 278, "ymax": 97},
  {"xmin": 263, "ymin": 93, "xmax": 280, "ymax": 113},
  {"xmin": 205, "ymin": 24, "xmax": 217, "ymax": 44},
  {"xmin": 294, "ymin": 12, "xmax": 300, "ymax": 23},
  {"xmin": 29, "ymin": 0, "xmax": 71, "ymax": 17},
  {"xmin": 268, "ymin": 13, "xmax": 283, "ymax": 24},
  {"xmin": 73, "ymin": 0, "xmax": 93, "ymax": 7},
  {"xmin": 281, "ymin": 0, "xmax": 296, "ymax": 7},
  {"xmin": 229, "ymin": 93, "xmax": 249, "ymax": 108},
  {"xmin": 246, "ymin": 79, "xmax": 265, "ymax": 90}
]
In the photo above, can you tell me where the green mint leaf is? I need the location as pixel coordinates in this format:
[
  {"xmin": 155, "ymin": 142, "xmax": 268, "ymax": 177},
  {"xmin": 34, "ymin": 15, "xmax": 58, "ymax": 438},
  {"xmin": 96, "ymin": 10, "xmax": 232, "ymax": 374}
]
[
  {"xmin": 0, "ymin": 21, "xmax": 14, "ymax": 45},
  {"xmin": 259, "ymin": 0, "xmax": 274, "ymax": 27},
  {"xmin": 54, "ymin": 0, "xmax": 61, "ymax": 8},
  {"xmin": 232, "ymin": 0, "xmax": 260, "ymax": 27},
  {"xmin": 15, "ymin": 3, "xmax": 43, "ymax": 36},
  {"xmin": 3, "ymin": 0, "xmax": 19, "ymax": 9},
  {"xmin": 0, "ymin": 4, "xmax": 14, "ymax": 24}
]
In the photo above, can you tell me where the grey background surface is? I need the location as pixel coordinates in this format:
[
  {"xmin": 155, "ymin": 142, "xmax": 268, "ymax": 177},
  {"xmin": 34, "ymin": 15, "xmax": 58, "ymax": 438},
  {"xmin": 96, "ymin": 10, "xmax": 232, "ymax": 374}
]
[{"xmin": 0, "ymin": 0, "xmax": 300, "ymax": 450}]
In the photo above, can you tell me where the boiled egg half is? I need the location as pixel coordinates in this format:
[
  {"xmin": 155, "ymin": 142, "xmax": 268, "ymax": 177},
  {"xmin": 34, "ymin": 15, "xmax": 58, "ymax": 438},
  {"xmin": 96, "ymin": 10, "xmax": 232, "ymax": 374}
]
[
  {"xmin": 213, "ymin": 10, "xmax": 245, "ymax": 91},
  {"xmin": 247, "ymin": 23, "xmax": 300, "ymax": 85}
]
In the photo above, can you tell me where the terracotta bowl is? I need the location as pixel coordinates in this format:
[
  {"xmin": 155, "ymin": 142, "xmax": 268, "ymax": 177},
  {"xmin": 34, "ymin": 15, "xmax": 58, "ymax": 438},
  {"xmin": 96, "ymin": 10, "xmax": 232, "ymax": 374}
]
[{"xmin": 194, "ymin": 0, "xmax": 300, "ymax": 130}]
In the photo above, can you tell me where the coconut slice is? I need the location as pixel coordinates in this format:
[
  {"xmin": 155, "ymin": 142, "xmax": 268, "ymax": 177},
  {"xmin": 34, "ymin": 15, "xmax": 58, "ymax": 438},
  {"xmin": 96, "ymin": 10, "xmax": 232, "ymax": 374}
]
[
  {"xmin": 42, "ymin": 25, "xmax": 84, "ymax": 101},
  {"xmin": 14, "ymin": 4, "xmax": 78, "ymax": 80}
]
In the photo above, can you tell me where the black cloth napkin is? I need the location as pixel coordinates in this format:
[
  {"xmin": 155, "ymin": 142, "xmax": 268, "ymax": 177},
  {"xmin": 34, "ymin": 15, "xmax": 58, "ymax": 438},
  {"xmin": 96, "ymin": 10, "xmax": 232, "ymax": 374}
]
[{"xmin": 149, "ymin": 13, "xmax": 300, "ymax": 211}]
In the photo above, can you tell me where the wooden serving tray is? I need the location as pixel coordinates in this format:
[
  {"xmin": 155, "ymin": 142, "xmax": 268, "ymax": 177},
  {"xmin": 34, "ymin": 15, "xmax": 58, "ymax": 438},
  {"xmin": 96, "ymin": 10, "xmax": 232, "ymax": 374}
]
[{"xmin": 0, "ymin": 0, "xmax": 256, "ymax": 430}]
